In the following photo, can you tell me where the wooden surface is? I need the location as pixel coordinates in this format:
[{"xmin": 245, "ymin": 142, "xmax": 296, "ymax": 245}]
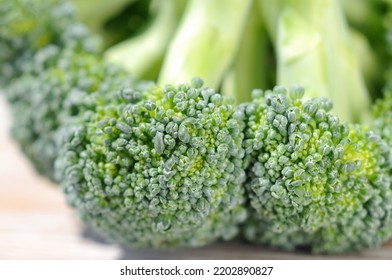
[{"xmin": 1, "ymin": 92, "xmax": 392, "ymax": 259}]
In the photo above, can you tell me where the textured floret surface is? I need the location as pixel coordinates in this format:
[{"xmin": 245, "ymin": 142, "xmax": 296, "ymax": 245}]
[
  {"xmin": 56, "ymin": 78, "xmax": 248, "ymax": 248},
  {"xmin": 241, "ymin": 87, "xmax": 392, "ymax": 253}
]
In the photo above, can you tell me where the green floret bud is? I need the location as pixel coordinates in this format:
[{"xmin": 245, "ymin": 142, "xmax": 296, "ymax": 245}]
[
  {"xmin": 56, "ymin": 79, "xmax": 247, "ymax": 248},
  {"xmin": 5, "ymin": 46, "xmax": 134, "ymax": 180},
  {"xmin": 241, "ymin": 86, "xmax": 392, "ymax": 253},
  {"xmin": 0, "ymin": 0, "xmax": 100, "ymax": 84}
]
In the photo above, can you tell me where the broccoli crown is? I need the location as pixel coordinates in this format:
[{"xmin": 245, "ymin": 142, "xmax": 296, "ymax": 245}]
[
  {"xmin": 240, "ymin": 86, "xmax": 392, "ymax": 253},
  {"xmin": 56, "ymin": 78, "xmax": 247, "ymax": 248},
  {"xmin": 0, "ymin": 0, "xmax": 100, "ymax": 84},
  {"xmin": 5, "ymin": 46, "xmax": 134, "ymax": 180}
]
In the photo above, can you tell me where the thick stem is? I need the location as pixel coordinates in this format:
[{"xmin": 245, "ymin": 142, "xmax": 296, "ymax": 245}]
[
  {"xmin": 260, "ymin": 0, "xmax": 371, "ymax": 123},
  {"xmin": 158, "ymin": 0, "xmax": 252, "ymax": 88},
  {"xmin": 105, "ymin": 0, "xmax": 185, "ymax": 80},
  {"xmin": 221, "ymin": 0, "xmax": 272, "ymax": 104}
]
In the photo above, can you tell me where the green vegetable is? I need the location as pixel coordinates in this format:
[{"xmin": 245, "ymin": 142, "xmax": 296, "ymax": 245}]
[
  {"xmin": 240, "ymin": 0, "xmax": 392, "ymax": 253},
  {"xmin": 55, "ymin": 78, "xmax": 247, "ymax": 247},
  {"xmin": 0, "ymin": 0, "xmax": 99, "ymax": 85},
  {"xmin": 0, "ymin": 0, "xmax": 134, "ymax": 180},
  {"xmin": 241, "ymin": 86, "xmax": 392, "ymax": 253},
  {"xmin": 0, "ymin": 0, "xmax": 391, "ymax": 254},
  {"xmin": 6, "ymin": 46, "xmax": 134, "ymax": 180}
]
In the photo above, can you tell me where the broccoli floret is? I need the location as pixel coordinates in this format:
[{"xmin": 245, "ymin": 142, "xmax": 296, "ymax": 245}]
[
  {"xmin": 5, "ymin": 45, "xmax": 135, "ymax": 180},
  {"xmin": 240, "ymin": 86, "xmax": 392, "ymax": 253},
  {"xmin": 0, "ymin": 0, "xmax": 131, "ymax": 180},
  {"xmin": 0, "ymin": 0, "xmax": 100, "ymax": 85},
  {"xmin": 55, "ymin": 78, "xmax": 247, "ymax": 248},
  {"xmin": 71, "ymin": 0, "xmax": 153, "ymax": 48}
]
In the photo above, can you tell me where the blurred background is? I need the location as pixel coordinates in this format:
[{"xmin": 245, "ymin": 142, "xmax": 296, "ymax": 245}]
[{"xmin": 1, "ymin": 91, "xmax": 392, "ymax": 259}]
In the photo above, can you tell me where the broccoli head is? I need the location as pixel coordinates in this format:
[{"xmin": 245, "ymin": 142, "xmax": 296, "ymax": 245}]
[
  {"xmin": 55, "ymin": 78, "xmax": 247, "ymax": 248},
  {"xmin": 5, "ymin": 46, "xmax": 134, "ymax": 180},
  {"xmin": 0, "ymin": 0, "xmax": 100, "ymax": 85},
  {"xmin": 241, "ymin": 86, "xmax": 392, "ymax": 253}
]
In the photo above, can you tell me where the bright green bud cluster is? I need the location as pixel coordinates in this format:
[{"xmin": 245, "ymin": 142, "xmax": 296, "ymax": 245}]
[
  {"xmin": 5, "ymin": 46, "xmax": 134, "ymax": 180},
  {"xmin": 0, "ymin": 0, "xmax": 100, "ymax": 84},
  {"xmin": 56, "ymin": 78, "xmax": 247, "ymax": 248},
  {"xmin": 240, "ymin": 86, "xmax": 392, "ymax": 253}
]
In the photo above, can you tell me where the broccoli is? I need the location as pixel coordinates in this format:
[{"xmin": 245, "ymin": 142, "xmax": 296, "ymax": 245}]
[
  {"xmin": 1, "ymin": 0, "xmax": 391, "ymax": 254},
  {"xmin": 240, "ymin": 87, "xmax": 392, "ymax": 253},
  {"xmin": 0, "ymin": 0, "xmax": 135, "ymax": 180},
  {"xmin": 0, "ymin": 0, "xmax": 100, "ymax": 85},
  {"xmin": 55, "ymin": 78, "xmax": 247, "ymax": 248},
  {"xmin": 239, "ymin": 0, "xmax": 392, "ymax": 254},
  {"xmin": 5, "ymin": 46, "xmax": 135, "ymax": 180},
  {"xmin": 1, "ymin": 0, "xmax": 248, "ymax": 248}
]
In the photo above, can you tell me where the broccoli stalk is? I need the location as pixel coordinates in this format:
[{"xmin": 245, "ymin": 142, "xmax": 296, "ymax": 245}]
[
  {"xmin": 350, "ymin": 29, "xmax": 381, "ymax": 97},
  {"xmin": 157, "ymin": 0, "xmax": 253, "ymax": 89},
  {"xmin": 71, "ymin": 0, "xmax": 133, "ymax": 38},
  {"xmin": 72, "ymin": 0, "xmax": 157, "ymax": 48},
  {"xmin": 342, "ymin": 0, "xmax": 388, "ymax": 100},
  {"xmin": 259, "ymin": 0, "xmax": 371, "ymax": 123},
  {"xmin": 105, "ymin": 0, "xmax": 186, "ymax": 80},
  {"xmin": 221, "ymin": 0, "xmax": 274, "ymax": 104}
]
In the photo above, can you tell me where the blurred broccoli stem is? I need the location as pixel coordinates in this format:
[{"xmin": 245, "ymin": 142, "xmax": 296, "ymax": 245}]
[
  {"xmin": 343, "ymin": 0, "xmax": 388, "ymax": 100},
  {"xmin": 157, "ymin": 0, "xmax": 253, "ymax": 89},
  {"xmin": 71, "ymin": 0, "xmax": 152, "ymax": 47},
  {"xmin": 221, "ymin": 0, "xmax": 275, "ymax": 104},
  {"xmin": 260, "ymin": 0, "xmax": 371, "ymax": 123},
  {"xmin": 104, "ymin": 0, "xmax": 186, "ymax": 80}
]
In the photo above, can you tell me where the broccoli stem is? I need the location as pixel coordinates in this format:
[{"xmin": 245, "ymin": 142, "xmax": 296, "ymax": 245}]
[
  {"xmin": 72, "ymin": 0, "xmax": 156, "ymax": 48},
  {"xmin": 221, "ymin": 0, "xmax": 273, "ymax": 104},
  {"xmin": 260, "ymin": 0, "xmax": 371, "ymax": 123},
  {"xmin": 350, "ymin": 29, "xmax": 381, "ymax": 99},
  {"xmin": 71, "ymin": 0, "xmax": 133, "ymax": 32},
  {"xmin": 157, "ymin": 0, "xmax": 252, "ymax": 89},
  {"xmin": 104, "ymin": 0, "xmax": 185, "ymax": 80}
]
